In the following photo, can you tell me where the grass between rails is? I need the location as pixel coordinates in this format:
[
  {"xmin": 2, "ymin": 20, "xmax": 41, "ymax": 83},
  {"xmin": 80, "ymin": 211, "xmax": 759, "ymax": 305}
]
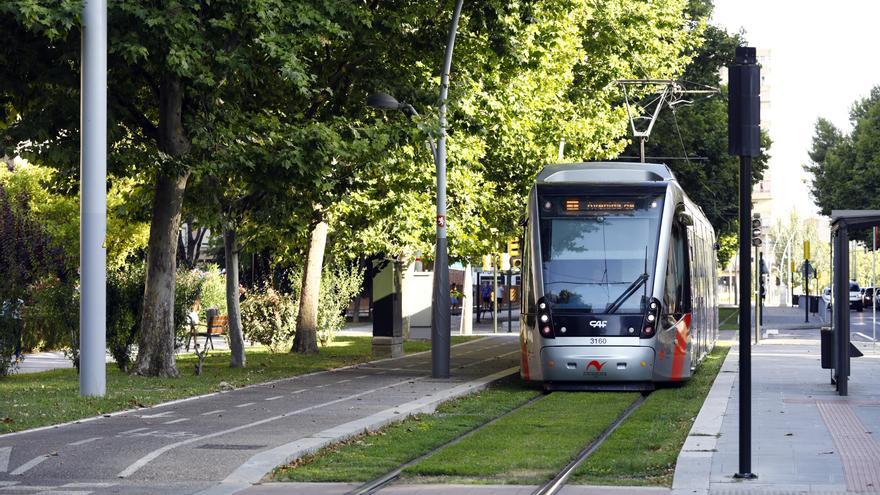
[
  {"xmin": 402, "ymin": 392, "xmax": 640, "ymax": 485},
  {"xmin": 569, "ymin": 345, "xmax": 730, "ymax": 487},
  {"xmin": 272, "ymin": 377, "xmax": 540, "ymax": 482},
  {"xmin": 0, "ymin": 336, "xmax": 476, "ymax": 434}
]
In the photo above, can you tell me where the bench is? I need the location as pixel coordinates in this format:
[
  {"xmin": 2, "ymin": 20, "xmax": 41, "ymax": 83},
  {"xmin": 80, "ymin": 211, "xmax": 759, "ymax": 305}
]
[{"xmin": 185, "ymin": 308, "xmax": 228, "ymax": 351}]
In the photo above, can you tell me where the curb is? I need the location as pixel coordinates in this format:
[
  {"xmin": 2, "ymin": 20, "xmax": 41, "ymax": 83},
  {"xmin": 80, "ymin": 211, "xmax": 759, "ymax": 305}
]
[
  {"xmin": 0, "ymin": 337, "xmax": 489, "ymax": 440},
  {"xmin": 671, "ymin": 348, "xmax": 738, "ymax": 495},
  {"xmin": 195, "ymin": 366, "xmax": 520, "ymax": 495}
]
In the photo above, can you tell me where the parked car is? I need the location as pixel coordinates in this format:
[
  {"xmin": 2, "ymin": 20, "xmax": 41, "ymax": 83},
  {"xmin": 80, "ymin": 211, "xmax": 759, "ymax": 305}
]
[
  {"xmin": 850, "ymin": 281, "xmax": 864, "ymax": 311},
  {"xmin": 822, "ymin": 282, "xmax": 864, "ymax": 311},
  {"xmin": 864, "ymin": 287, "xmax": 876, "ymax": 309}
]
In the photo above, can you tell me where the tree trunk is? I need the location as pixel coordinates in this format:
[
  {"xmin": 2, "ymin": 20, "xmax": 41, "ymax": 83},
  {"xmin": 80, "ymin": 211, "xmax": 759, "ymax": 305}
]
[
  {"xmin": 225, "ymin": 228, "xmax": 246, "ymax": 368},
  {"xmin": 292, "ymin": 216, "xmax": 329, "ymax": 354},
  {"xmin": 132, "ymin": 171, "xmax": 188, "ymax": 377},
  {"xmin": 132, "ymin": 74, "xmax": 191, "ymax": 377}
]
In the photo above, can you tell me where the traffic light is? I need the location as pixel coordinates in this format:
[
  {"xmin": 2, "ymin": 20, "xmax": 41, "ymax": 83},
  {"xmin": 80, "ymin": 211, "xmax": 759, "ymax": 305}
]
[
  {"xmin": 751, "ymin": 214, "xmax": 762, "ymax": 247},
  {"xmin": 507, "ymin": 239, "xmax": 520, "ymax": 257},
  {"xmin": 759, "ymin": 276, "xmax": 766, "ymax": 300}
]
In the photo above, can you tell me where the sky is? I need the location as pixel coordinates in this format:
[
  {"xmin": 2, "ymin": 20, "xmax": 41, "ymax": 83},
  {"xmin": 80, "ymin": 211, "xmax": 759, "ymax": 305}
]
[{"xmin": 712, "ymin": 0, "xmax": 880, "ymax": 219}]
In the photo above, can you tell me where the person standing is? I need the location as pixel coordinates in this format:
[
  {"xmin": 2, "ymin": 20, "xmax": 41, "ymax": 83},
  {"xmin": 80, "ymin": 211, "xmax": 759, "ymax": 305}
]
[{"xmin": 480, "ymin": 281, "xmax": 492, "ymax": 320}]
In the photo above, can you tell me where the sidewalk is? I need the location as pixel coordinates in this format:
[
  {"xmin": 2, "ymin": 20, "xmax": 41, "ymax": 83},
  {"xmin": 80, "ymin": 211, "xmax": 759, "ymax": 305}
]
[{"xmin": 673, "ymin": 335, "xmax": 880, "ymax": 494}]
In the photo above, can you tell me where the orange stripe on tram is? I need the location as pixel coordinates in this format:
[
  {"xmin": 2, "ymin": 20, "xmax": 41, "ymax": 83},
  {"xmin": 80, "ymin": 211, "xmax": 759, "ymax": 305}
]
[{"xmin": 670, "ymin": 313, "xmax": 691, "ymax": 381}]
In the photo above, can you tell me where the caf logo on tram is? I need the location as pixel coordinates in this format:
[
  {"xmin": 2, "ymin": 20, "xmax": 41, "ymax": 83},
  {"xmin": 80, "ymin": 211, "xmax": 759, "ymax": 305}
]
[{"xmin": 518, "ymin": 162, "xmax": 718, "ymax": 391}]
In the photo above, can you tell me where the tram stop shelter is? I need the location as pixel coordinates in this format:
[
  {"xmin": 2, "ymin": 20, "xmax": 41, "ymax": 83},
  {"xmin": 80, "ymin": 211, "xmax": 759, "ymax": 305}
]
[{"xmin": 827, "ymin": 210, "xmax": 879, "ymax": 396}]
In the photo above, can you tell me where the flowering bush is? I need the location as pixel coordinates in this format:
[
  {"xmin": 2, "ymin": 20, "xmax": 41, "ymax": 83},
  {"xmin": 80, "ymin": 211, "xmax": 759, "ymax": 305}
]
[{"xmin": 240, "ymin": 285, "xmax": 297, "ymax": 353}]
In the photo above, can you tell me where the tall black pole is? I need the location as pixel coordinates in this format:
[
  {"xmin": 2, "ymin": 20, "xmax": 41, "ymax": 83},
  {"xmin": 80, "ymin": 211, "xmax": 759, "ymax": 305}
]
[
  {"xmin": 759, "ymin": 251, "xmax": 764, "ymax": 327},
  {"xmin": 737, "ymin": 155, "xmax": 755, "ymax": 478},
  {"xmin": 729, "ymin": 46, "xmax": 760, "ymax": 480},
  {"xmin": 431, "ymin": 0, "xmax": 464, "ymax": 379}
]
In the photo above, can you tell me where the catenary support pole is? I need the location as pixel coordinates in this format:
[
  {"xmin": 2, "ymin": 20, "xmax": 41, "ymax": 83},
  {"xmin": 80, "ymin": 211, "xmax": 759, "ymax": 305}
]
[
  {"xmin": 80, "ymin": 0, "xmax": 107, "ymax": 397},
  {"xmin": 431, "ymin": 0, "xmax": 463, "ymax": 379},
  {"xmin": 873, "ymin": 227, "xmax": 876, "ymax": 351},
  {"xmin": 493, "ymin": 259, "xmax": 498, "ymax": 334}
]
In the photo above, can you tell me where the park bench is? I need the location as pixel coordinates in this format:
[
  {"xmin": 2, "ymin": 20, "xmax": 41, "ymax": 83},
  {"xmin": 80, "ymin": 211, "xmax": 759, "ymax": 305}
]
[{"xmin": 184, "ymin": 308, "xmax": 228, "ymax": 351}]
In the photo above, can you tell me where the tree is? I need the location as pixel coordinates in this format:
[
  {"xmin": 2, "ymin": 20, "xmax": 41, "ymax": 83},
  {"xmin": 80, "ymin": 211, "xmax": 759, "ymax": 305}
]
[
  {"xmin": 1, "ymin": 0, "xmax": 352, "ymax": 375},
  {"xmin": 619, "ymin": 9, "xmax": 771, "ymax": 267},
  {"xmin": 805, "ymin": 86, "xmax": 880, "ymax": 246}
]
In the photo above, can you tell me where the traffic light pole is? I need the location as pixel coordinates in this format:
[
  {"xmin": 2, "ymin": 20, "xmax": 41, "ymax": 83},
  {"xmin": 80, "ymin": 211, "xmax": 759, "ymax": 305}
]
[
  {"xmin": 507, "ymin": 268, "xmax": 513, "ymax": 333},
  {"xmin": 805, "ymin": 258, "xmax": 810, "ymax": 323},
  {"xmin": 730, "ymin": 46, "xmax": 760, "ymax": 481}
]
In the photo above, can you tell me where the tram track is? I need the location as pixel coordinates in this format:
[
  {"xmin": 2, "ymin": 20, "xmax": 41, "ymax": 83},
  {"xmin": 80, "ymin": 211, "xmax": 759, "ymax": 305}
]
[
  {"xmin": 530, "ymin": 392, "xmax": 649, "ymax": 495},
  {"xmin": 344, "ymin": 391, "xmax": 549, "ymax": 495}
]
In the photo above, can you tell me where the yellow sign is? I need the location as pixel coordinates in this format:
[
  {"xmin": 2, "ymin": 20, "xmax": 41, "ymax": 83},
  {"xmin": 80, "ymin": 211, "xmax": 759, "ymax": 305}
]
[
  {"xmin": 500, "ymin": 253, "xmax": 511, "ymax": 271},
  {"xmin": 804, "ymin": 240, "xmax": 811, "ymax": 260},
  {"xmin": 482, "ymin": 254, "xmax": 494, "ymax": 271},
  {"xmin": 790, "ymin": 260, "xmax": 795, "ymax": 273}
]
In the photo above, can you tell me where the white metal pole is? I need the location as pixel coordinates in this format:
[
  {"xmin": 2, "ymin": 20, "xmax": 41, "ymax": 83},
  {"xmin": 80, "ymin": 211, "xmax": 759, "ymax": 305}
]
[
  {"xmin": 80, "ymin": 0, "xmax": 107, "ymax": 397},
  {"xmin": 873, "ymin": 227, "xmax": 876, "ymax": 351}
]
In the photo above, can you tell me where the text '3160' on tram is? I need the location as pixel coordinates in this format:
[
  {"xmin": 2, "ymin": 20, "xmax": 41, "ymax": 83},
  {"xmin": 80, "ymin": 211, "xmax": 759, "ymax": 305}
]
[{"xmin": 519, "ymin": 162, "xmax": 718, "ymax": 391}]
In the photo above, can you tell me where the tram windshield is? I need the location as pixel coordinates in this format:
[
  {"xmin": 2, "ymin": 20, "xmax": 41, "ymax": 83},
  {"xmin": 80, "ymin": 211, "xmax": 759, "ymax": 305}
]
[{"xmin": 538, "ymin": 190, "xmax": 666, "ymax": 314}]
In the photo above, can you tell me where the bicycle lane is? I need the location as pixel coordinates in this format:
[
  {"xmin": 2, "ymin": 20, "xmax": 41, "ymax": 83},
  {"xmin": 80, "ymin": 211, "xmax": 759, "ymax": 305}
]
[{"xmin": 0, "ymin": 336, "xmax": 519, "ymax": 495}]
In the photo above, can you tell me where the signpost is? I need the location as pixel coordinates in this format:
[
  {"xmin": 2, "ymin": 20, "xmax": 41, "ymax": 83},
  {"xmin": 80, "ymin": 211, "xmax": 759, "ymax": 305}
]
[{"xmin": 804, "ymin": 240, "xmax": 811, "ymax": 323}]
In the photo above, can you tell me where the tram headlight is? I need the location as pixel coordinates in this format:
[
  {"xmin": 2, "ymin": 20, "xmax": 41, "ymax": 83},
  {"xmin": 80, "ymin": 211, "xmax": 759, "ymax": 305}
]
[{"xmin": 540, "ymin": 314, "xmax": 549, "ymax": 323}]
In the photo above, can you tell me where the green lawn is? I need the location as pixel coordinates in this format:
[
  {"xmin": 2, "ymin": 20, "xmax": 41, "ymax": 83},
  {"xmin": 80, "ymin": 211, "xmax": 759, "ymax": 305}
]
[
  {"xmin": 719, "ymin": 307, "xmax": 738, "ymax": 330},
  {"xmin": 0, "ymin": 336, "xmax": 477, "ymax": 434},
  {"xmin": 569, "ymin": 346, "xmax": 730, "ymax": 486},
  {"xmin": 402, "ymin": 392, "xmax": 639, "ymax": 485},
  {"xmin": 272, "ymin": 377, "xmax": 540, "ymax": 482}
]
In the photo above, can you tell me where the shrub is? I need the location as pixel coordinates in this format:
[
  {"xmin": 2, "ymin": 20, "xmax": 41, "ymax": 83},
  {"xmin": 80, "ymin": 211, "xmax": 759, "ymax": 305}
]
[
  {"xmin": 198, "ymin": 265, "xmax": 227, "ymax": 316},
  {"xmin": 106, "ymin": 265, "xmax": 145, "ymax": 371},
  {"xmin": 316, "ymin": 262, "xmax": 364, "ymax": 346},
  {"xmin": 241, "ymin": 285, "xmax": 296, "ymax": 352},
  {"xmin": 26, "ymin": 277, "xmax": 79, "ymax": 365}
]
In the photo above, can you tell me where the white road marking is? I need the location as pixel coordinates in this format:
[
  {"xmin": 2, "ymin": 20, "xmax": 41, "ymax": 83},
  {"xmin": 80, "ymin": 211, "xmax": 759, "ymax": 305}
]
[
  {"xmin": 162, "ymin": 418, "xmax": 189, "ymax": 425},
  {"xmin": 290, "ymin": 389, "xmax": 307, "ymax": 395},
  {"xmin": 855, "ymin": 332, "xmax": 877, "ymax": 342},
  {"xmin": 0, "ymin": 446, "xmax": 10, "ymax": 473},
  {"xmin": 118, "ymin": 428, "xmax": 149, "ymax": 435},
  {"xmin": 139, "ymin": 411, "xmax": 175, "ymax": 419},
  {"xmin": 31, "ymin": 491, "xmax": 93, "ymax": 495},
  {"xmin": 117, "ymin": 376, "xmax": 429, "ymax": 478},
  {"xmin": 201, "ymin": 409, "xmax": 225, "ymax": 416},
  {"xmin": 0, "ymin": 481, "xmax": 14, "ymax": 487},
  {"xmin": 354, "ymin": 375, "xmax": 368, "ymax": 379},
  {"xmin": 10, "ymin": 454, "xmax": 49, "ymax": 475},
  {"xmin": 264, "ymin": 396, "xmax": 284, "ymax": 401},
  {"xmin": 314, "ymin": 384, "xmax": 327, "ymax": 388},
  {"xmin": 235, "ymin": 402, "xmax": 255, "ymax": 408},
  {"xmin": 0, "ymin": 486, "xmax": 54, "ymax": 491},
  {"xmin": 61, "ymin": 483, "xmax": 116, "ymax": 488},
  {"xmin": 336, "ymin": 379, "xmax": 351, "ymax": 384},
  {"xmin": 67, "ymin": 437, "xmax": 102, "ymax": 446}
]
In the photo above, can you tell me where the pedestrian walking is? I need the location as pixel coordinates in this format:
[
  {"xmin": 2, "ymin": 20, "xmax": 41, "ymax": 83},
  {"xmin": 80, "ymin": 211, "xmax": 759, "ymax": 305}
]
[{"xmin": 480, "ymin": 282, "xmax": 492, "ymax": 319}]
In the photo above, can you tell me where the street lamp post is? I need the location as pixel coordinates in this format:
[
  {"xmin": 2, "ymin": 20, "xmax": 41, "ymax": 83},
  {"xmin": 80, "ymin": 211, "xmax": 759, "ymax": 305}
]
[{"xmin": 367, "ymin": 0, "xmax": 464, "ymax": 379}]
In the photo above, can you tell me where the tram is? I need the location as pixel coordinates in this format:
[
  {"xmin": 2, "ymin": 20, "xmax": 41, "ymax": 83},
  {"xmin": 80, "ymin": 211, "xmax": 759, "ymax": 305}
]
[{"xmin": 519, "ymin": 162, "xmax": 718, "ymax": 390}]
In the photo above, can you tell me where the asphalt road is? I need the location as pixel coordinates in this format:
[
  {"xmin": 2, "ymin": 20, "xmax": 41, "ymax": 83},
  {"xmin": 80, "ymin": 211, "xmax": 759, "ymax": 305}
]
[{"xmin": 0, "ymin": 336, "xmax": 520, "ymax": 495}]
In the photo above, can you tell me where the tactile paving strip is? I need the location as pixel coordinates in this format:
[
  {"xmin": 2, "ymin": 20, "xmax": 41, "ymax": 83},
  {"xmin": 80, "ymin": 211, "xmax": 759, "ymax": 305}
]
[{"xmin": 816, "ymin": 401, "xmax": 880, "ymax": 493}]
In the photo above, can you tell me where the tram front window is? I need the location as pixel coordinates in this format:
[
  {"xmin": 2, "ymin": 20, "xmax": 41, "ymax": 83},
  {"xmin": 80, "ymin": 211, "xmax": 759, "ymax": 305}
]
[{"xmin": 539, "ymin": 191, "xmax": 665, "ymax": 314}]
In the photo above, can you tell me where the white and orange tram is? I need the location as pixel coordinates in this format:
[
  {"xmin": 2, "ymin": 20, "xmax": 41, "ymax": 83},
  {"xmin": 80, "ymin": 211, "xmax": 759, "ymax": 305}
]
[{"xmin": 519, "ymin": 162, "xmax": 718, "ymax": 390}]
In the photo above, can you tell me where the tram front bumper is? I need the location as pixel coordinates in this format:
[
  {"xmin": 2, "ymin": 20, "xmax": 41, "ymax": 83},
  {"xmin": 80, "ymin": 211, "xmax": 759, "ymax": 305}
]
[{"xmin": 540, "ymin": 345, "xmax": 655, "ymax": 381}]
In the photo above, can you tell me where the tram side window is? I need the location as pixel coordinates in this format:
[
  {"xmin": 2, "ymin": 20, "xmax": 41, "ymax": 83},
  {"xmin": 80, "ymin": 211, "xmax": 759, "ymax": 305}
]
[{"xmin": 664, "ymin": 223, "xmax": 691, "ymax": 318}]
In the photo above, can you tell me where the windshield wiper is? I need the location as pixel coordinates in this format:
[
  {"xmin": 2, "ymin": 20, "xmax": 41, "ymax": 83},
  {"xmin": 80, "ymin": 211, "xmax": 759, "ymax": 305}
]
[{"xmin": 605, "ymin": 273, "xmax": 649, "ymax": 314}]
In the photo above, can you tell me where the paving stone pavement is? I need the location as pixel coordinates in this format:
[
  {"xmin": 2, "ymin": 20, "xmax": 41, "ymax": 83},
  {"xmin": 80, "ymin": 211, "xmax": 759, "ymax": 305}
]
[{"xmin": 673, "ymin": 307, "xmax": 880, "ymax": 495}]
